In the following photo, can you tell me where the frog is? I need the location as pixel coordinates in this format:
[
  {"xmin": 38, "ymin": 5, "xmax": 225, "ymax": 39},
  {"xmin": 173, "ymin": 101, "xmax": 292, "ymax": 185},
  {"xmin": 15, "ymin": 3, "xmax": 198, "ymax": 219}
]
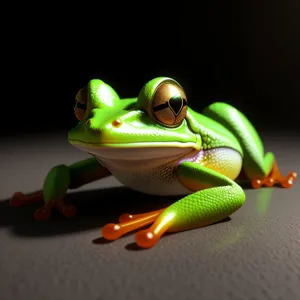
[{"xmin": 10, "ymin": 77, "xmax": 297, "ymax": 248}]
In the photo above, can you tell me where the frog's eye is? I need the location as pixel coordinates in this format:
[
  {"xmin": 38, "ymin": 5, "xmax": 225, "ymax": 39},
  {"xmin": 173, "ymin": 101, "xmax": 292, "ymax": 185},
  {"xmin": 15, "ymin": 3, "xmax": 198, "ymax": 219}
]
[
  {"xmin": 74, "ymin": 86, "xmax": 88, "ymax": 121},
  {"xmin": 151, "ymin": 82, "xmax": 188, "ymax": 127}
]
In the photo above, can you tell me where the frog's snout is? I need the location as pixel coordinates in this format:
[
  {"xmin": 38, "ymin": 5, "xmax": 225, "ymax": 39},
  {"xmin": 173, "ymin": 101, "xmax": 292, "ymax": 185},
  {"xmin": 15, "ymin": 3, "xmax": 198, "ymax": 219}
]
[{"xmin": 85, "ymin": 117, "xmax": 123, "ymax": 130}]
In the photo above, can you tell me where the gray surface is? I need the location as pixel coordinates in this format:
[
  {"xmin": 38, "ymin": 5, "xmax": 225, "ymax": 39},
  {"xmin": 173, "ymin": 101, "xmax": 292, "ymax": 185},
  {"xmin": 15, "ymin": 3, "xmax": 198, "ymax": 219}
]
[{"xmin": 0, "ymin": 132, "xmax": 300, "ymax": 300}]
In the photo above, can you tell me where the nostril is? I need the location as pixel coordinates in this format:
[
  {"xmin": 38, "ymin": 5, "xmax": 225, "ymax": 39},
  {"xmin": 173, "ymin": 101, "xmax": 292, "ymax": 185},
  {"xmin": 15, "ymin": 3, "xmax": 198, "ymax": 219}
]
[
  {"xmin": 112, "ymin": 119, "xmax": 122, "ymax": 127},
  {"xmin": 85, "ymin": 119, "xmax": 101, "ymax": 132}
]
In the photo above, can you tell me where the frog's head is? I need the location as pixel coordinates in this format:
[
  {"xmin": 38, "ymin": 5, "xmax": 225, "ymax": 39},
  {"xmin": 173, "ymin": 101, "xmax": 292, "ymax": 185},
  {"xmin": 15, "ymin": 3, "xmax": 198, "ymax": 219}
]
[{"xmin": 68, "ymin": 77, "xmax": 199, "ymax": 161}]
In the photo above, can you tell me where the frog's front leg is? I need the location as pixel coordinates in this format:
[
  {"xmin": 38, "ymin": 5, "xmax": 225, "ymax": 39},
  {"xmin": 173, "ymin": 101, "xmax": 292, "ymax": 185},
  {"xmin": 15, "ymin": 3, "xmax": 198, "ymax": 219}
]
[
  {"xmin": 10, "ymin": 157, "xmax": 111, "ymax": 220},
  {"xmin": 102, "ymin": 162, "xmax": 245, "ymax": 248}
]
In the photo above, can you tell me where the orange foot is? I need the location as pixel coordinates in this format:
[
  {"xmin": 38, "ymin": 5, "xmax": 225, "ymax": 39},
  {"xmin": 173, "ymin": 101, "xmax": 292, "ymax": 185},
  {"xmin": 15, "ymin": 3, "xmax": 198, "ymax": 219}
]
[
  {"xmin": 252, "ymin": 161, "xmax": 297, "ymax": 189},
  {"xmin": 34, "ymin": 200, "xmax": 76, "ymax": 221},
  {"xmin": 10, "ymin": 191, "xmax": 43, "ymax": 207},
  {"xmin": 102, "ymin": 208, "xmax": 167, "ymax": 248},
  {"xmin": 10, "ymin": 191, "xmax": 76, "ymax": 221}
]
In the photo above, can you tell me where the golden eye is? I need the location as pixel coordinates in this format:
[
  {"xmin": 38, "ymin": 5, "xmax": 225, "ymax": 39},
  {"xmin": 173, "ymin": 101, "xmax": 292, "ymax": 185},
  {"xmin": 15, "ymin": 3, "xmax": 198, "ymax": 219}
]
[
  {"xmin": 74, "ymin": 86, "xmax": 88, "ymax": 121},
  {"xmin": 151, "ymin": 82, "xmax": 188, "ymax": 126}
]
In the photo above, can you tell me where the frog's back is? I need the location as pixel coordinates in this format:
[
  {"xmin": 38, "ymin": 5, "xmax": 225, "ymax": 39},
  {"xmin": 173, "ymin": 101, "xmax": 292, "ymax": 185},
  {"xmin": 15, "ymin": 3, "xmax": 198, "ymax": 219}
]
[{"xmin": 187, "ymin": 107, "xmax": 243, "ymax": 155}]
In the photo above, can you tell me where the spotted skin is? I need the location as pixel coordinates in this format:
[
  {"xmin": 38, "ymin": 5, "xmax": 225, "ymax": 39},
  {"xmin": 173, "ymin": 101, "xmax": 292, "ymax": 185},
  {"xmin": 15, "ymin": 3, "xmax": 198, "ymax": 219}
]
[{"xmin": 180, "ymin": 147, "xmax": 243, "ymax": 180}]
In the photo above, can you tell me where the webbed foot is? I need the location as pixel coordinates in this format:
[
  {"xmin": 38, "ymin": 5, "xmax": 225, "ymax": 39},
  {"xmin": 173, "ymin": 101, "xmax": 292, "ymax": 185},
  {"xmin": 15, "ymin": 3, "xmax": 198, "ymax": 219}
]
[
  {"xmin": 102, "ymin": 208, "xmax": 165, "ymax": 247},
  {"xmin": 252, "ymin": 161, "xmax": 297, "ymax": 189},
  {"xmin": 34, "ymin": 200, "xmax": 76, "ymax": 221},
  {"xmin": 10, "ymin": 191, "xmax": 76, "ymax": 221}
]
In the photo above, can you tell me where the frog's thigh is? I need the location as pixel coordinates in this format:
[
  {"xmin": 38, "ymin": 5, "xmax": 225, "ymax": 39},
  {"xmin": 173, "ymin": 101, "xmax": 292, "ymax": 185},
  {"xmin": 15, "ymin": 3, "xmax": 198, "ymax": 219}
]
[
  {"xmin": 171, "ymin": 163, "xmax": 246, "ymax": 232},
  {"xmin": 202, "ymin": 102, "xmax": 274, "ymax": 179}
]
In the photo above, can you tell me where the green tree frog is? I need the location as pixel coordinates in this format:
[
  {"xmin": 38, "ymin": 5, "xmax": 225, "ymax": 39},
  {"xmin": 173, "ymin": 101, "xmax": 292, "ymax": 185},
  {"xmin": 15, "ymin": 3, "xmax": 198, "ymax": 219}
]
[{"xmin": 11, "ymin": 77, "xmax": 297, "ymax": 248}]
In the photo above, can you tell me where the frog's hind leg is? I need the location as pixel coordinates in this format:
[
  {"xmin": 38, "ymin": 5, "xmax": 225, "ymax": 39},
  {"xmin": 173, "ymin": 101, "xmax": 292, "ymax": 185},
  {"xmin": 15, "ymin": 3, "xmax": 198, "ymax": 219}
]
[{"xmin": 203, "ymin": 102, "xmax": 297, "ymax": 188}]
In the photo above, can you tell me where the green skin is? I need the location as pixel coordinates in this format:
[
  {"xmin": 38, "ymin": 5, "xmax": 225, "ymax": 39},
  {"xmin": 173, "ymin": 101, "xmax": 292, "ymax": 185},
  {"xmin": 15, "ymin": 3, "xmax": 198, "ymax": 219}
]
[{"xmin": 41, "ymin": 77, "xmax": 279, "ymax": 247}]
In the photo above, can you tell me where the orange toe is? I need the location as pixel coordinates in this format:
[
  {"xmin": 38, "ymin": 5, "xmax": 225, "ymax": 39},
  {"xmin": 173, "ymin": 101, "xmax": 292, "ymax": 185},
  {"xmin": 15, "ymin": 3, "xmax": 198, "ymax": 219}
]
[
  {"xmin": 10, "ymin": 191, "xmax": 43, "ymax": 207},
  {"xmin": 281, "ymin": 172, "xmax": 297, "ymax": 188},
  {"xmin": 10, "ymin": 192, "xmax": 25, "ymax": 207},
  {"xmin": 102, "ymin": 223, "xmax": 123, "ymax": 240},
  {"xmin": 34, "ymin": 205, "xmax": 52, "ymax": 221},
  {"xmin": 252, "ymin": 179, "xmax": 262, "ymax": 189},
  {"xmin": 251, "ymin": 161, "xmax": 297, "ymax": 189},
  {"xmin": 135, "ymin": 229, "xmax": 160, "ymax": 249},
  {"xmin": 118, "ymin": 213, "xmax": 133, "ymax": 223},
  {"xmin": 54, "ymin": 202, "xmax": 77, "ymax": 218}
]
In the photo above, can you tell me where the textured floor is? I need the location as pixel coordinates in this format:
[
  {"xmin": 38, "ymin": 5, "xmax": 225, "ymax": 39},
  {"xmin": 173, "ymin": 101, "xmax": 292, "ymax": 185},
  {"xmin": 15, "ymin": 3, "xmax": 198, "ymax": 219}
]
[{"xmin": 0, "ymin": 131, "xmax": 299, "ymax": 300}]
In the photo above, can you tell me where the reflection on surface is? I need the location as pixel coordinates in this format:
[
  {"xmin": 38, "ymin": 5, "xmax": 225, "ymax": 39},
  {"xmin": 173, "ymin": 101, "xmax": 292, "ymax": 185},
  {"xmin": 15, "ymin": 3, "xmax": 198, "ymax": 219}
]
[
  {"xmin": 214, "ymin": 224, "xmax": 246, "ymax": 252},
  {"xmin": 255, "ymin": 188, "xmax": 274, "ymax": 215},
  {"xmin": 212, "ymin": 222, "xmax": 246, "ymax": 253},
  {"xmin": 212, "ymin": 188, "xmax": 274, "ymax": 253}
]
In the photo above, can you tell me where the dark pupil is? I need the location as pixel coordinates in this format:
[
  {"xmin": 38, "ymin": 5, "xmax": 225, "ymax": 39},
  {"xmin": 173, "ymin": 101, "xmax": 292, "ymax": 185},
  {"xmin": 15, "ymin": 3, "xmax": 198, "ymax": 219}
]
[
  {"xmin": 169, "ymin": 95, "xmax": 183, "ymax": 115},
  {"xmin": 76, "ymin": 102, "xmax": 87, "ymax": 110},
  {"xmin": 152, "ymin": 95, "xmax": 187, "ymax": 114}
]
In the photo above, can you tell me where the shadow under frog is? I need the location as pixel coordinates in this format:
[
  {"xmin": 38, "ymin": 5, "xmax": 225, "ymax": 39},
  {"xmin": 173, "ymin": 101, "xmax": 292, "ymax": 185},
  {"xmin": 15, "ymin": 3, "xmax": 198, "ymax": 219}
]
[
  {"xmin": 0, "ymin": 184, "xmax": 278, "ymax": 252},
  {"xmin": 0, "ymin": 186, "xmax": 179, "ymax": 238}
]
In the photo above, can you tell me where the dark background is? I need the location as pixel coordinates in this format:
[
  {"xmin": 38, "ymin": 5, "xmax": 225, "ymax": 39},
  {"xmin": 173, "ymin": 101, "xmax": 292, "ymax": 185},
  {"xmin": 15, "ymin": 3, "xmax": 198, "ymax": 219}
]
[{"xmin": 4, "ymin": 1, "xmax": 300, "ymax": 136}]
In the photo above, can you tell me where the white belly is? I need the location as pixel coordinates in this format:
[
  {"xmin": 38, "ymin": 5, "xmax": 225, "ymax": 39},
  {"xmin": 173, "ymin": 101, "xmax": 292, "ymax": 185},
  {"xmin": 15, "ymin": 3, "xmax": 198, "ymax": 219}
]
[{"xmin": 96, "ymin": 158, "xmax": 192, "ymax": 196}]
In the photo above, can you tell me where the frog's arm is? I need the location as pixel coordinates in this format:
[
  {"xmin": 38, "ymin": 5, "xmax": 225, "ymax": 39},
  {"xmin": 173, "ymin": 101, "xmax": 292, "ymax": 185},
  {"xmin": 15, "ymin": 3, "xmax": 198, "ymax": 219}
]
[
  {"xmin": 102, "ymin": 161, "xmax": 246, "ymax": 248},
  {"xmin": 202, "ymin": 102, "xmax": 297, "ymax": 188},
  {"xmin": 10, "ymin": 157, "xmax": 111, "ymax": 220}
]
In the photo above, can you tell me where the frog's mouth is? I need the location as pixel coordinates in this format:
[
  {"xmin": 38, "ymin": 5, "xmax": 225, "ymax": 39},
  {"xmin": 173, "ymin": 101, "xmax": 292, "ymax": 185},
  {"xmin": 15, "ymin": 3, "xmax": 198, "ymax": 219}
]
[{"xmin": 70, "ymin": 141, "xmax": 195, "ymax": 161}]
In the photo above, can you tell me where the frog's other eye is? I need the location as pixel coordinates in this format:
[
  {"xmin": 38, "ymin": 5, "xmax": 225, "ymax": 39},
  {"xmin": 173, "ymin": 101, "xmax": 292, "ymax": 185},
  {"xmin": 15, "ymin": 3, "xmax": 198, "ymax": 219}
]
[
  {"xmin": 151, "ymin": 83, "xmax": 188, "ymax": 127},
  {"xmin": 74, "ymin": 86, "xmax": 88, "ymax": 121}
]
